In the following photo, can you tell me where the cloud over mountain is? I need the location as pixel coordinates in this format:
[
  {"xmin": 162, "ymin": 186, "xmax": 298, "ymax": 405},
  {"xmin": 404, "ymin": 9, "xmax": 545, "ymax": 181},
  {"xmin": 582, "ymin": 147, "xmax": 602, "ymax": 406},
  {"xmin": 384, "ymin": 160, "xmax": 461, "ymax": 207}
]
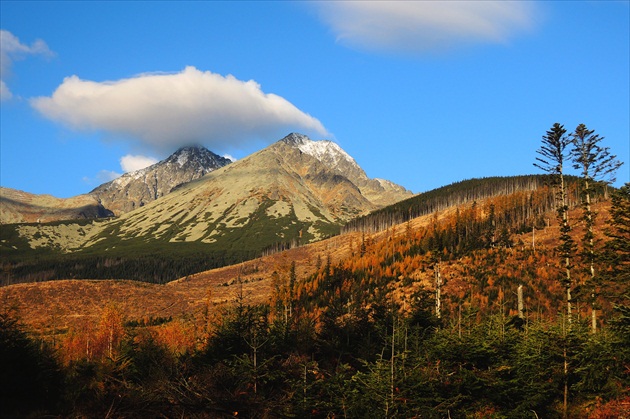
[
  {"xmin": 30, "ymin": 66, "xmax": 328, "ymax": 151},
  {"xmin": 315, "ymin": 1, "xmax": 538, "ymax": 54},
  {"xmin": 120, "ymin": 154, "xmax": 158, "ymax": 173}
]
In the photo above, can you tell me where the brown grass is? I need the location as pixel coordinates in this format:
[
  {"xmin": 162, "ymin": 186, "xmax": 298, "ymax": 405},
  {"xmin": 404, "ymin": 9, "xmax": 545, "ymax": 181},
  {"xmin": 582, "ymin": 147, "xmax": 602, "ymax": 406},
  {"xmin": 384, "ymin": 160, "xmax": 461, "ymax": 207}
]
[{"xmin": 0, "ymin": 200, "xmax": 611, "ymax": 337}]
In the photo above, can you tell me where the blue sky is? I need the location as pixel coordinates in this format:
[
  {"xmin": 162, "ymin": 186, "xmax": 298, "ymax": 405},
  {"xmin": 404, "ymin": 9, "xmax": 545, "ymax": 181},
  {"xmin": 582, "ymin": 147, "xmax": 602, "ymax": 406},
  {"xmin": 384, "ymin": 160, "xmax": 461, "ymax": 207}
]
[{"xmin": 1, "ymin": 1, "xmax": 628, "ymax": 198}]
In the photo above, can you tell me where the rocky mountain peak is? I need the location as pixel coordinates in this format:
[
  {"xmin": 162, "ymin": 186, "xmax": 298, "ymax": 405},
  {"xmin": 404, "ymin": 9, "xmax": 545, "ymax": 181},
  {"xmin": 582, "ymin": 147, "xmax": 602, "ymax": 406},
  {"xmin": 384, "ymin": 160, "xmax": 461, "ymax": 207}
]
[
  {"xmin": 280, "ymin": 132, "xmax": 310, "ymax": 146},
  {"xmin": 89, "ymin": 145, "xmax": 231, "ymax": 215},
  {"xmin": 279, "ymin": 132, "xmax": 412, "ymax": 207},
  {"xmin": 280, "ymin": 133, "xmax": 356, "ymax": 168},
  {"xmin": 165, "ymin": 145, "xmax": 232, "ymax": 170}
]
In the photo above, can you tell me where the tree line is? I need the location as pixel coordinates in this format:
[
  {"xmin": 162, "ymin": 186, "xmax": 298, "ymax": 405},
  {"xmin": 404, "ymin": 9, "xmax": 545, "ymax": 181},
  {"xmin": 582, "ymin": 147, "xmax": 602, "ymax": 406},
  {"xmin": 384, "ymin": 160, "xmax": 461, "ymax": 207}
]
[{"xmin": 342, "ymin": 175, "xmax": 587, "ymax": 234}]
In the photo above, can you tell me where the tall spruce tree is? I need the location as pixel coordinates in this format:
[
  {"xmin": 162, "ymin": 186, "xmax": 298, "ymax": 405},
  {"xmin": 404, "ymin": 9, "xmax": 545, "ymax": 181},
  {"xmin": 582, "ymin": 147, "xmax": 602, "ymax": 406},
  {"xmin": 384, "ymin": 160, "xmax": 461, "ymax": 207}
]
[
  {"xmin": 570, "ymin": 124, "xmax": 623, "ymax": 333},
  {"xmin": 534, "ymin": 123, "xmax": 575, "ymax": 322}
]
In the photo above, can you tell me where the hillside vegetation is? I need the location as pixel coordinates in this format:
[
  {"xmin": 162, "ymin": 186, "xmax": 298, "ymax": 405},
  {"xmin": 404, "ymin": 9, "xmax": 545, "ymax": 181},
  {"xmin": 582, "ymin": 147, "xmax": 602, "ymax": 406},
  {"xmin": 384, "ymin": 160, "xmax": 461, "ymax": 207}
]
[
  {"xmin": 1, "ymin": 135, "xmax": 412, "ymax": 285},
  {"xmin": 343, "ymin": 174, "xmax": 594, "ymax": 233},
  {"xmin": 1, "ymin": 179, "xmax": 628, "ymax": 417},
  {"xmin": 0, "ymin": 175, "xmax": 596, "ymax": 285}
]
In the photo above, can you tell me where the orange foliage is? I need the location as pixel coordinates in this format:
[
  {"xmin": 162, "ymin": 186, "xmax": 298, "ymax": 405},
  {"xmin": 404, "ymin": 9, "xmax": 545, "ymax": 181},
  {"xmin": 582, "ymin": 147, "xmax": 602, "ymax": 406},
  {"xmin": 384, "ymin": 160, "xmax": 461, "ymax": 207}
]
[
  {"xmin": 155, "ymin": 320, "xmax": 197, "ymax": 355},
  {"xmin": 94, "ymin": 304, "xmax": 125, "ymax": 359}
]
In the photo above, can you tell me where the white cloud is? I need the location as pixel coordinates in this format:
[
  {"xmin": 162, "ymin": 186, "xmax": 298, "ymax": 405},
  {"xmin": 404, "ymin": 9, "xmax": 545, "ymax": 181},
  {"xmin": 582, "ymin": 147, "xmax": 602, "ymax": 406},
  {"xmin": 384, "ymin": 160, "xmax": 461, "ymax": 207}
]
[
  {"xmin": 315, "ymin": 1, "xmax": 538, "ymax": 54},
  {"xmin": 223, "ymin": 154, "xmax": 236, "ymax": 162},
  {"xmin": 120, "ymin": 154, "xmax": 158, "ymax": 173},
  {"xmin": 0, "ymin": 80, "xmax": 12, "ymax": 101},
  {"xmin": 0, "ymin": 30, "xmax": 54, "ymax": 100},
  {"xmin": 30, "ymin": 66, "xmax": 329, "ymax": 152}
]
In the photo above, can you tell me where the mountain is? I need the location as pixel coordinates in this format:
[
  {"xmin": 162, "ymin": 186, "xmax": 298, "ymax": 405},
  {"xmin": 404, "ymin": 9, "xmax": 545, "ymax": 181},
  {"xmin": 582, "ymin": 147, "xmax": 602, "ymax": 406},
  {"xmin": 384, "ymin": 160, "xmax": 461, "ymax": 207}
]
[
  {"xmin": 80, "ymin": 133, "xmax": 410, "ymax": 247},
  {"xmin": 1, "ymin": 133, "xmax": 412, "ymax": 283},
  {"xmin": 0, "ymin": 174, "xmax": 584, "ymax": 325},
  {"xmin": 281, "ymin": 133, "xmax": 411, "ymax": 206},
  {"xmin": 0, "ymin": 187, "xmax": 113, "ymax": 224},
  {"xmin": 90, "ymin": 145, "xmax": 232, "ymax": 215},
  {"xmin": 0, "ymin": 146, "xmax": 231, "ymax": 224}
]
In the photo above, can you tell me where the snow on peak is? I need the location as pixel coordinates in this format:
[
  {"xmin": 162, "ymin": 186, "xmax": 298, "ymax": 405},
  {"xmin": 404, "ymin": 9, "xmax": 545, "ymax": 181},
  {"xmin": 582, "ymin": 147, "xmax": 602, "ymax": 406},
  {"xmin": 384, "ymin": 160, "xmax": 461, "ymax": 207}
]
[
  {"xmin": 282, "ymin": 133, "xmax": 357, "ymax": 169},
  {"xmin": 170, "ymin": 146, "xmax": 200, "ymax": 167},
  {"xmin": 112, "ymin": 162, "xmax": 154, "ymax": 184},
  {"xmin": 297, "ymin": 139, "xmax": 355, "ymax": 166},
  {"xmin": 170, "ymin": 145, "xmax": 217, "ymax": 168},
  {"xmin": 176, "ymin": 149, "xmax": 191, "ymax": 167}
]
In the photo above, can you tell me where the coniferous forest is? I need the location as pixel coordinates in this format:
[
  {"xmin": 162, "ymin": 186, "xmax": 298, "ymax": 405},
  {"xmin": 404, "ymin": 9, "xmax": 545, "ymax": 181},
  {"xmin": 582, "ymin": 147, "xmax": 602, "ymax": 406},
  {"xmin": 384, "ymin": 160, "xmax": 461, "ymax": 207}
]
[{"xmin": 1, "ymin": 125, "xmax": 628, "ymax": 418}]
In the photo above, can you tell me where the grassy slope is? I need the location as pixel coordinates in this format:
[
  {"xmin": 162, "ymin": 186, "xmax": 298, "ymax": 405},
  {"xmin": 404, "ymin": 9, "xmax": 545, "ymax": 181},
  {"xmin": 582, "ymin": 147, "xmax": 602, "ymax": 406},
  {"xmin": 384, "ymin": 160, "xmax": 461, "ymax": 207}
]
[
  {"xmin": 0, "ymin": 201, "xmax": 342, "ymax": 284},
  {"xmin": 3, "ymin": 193, "xmax": 610, "ymax": 337}
]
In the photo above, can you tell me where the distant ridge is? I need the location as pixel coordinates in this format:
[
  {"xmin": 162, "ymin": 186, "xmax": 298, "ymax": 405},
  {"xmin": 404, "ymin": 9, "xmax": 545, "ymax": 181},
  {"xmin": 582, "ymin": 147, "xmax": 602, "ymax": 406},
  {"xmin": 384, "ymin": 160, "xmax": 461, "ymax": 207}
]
[
  {"xmin": 342, "ymin": 175, "xmax": 592, "ymax": 233},
  {"xmin": 0, "ymin": 146, "xmax": 231, "ymax": 224},
  {"xmin": 0, "ymin": 187, "xmax": 113, "ymax": 224}
]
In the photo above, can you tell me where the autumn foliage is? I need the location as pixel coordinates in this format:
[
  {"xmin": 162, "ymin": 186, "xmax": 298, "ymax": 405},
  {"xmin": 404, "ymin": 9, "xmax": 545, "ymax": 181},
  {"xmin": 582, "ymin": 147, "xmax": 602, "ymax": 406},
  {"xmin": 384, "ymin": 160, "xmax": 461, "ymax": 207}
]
[{"xmin": 1, "ymin": 179, "xmax": 628, "ymax": 417}]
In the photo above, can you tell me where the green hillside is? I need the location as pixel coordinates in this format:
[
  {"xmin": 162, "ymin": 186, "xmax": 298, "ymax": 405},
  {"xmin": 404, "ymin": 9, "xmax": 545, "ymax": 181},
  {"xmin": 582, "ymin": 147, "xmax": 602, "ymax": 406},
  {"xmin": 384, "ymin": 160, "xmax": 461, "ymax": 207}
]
[{"xmin": 0, "ymin": 203, "xmax": 340, "ymax": 285}]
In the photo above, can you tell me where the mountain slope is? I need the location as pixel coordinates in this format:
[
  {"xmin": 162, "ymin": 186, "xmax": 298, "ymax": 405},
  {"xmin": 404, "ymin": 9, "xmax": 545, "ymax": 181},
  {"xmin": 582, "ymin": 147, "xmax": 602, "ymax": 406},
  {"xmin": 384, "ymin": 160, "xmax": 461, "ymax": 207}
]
[
  {"xmin": 342, "ymin": 175, "xmax": 590, "ymax": 233},
  {"xmin": 282, "ymin": 133, "xmax": 411, "ymax": 206},
  {"xmin": 82, "ymin": 134, "xmax": 390, "ymax": 248},
  {"xmin": 90, "ymin": 146, "xmax": 232, "ymax": 215},
  {"xmin": 0, "ymin": 146, "xmax": 231, "ymax": 224},
  {"xmin": 1, "ymin": 133, "xmax": 412, "ymax": 283},
  {"xmin": 1, "ymin": 183, "xmax": 615, "ymax": 333},
  {"xmin": 0, "ymin": 187, "xmax": 113, "ymax": 224}
]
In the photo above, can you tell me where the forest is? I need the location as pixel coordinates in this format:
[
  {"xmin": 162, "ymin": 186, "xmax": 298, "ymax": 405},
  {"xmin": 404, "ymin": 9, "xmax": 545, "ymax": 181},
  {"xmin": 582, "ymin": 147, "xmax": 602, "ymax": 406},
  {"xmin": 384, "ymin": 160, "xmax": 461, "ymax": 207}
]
[
  {"xmin": 1, "ymin": 124, "xmax": 628, "ymax": 417},
  {"xmin": 2, "ymin": 180, "xmax": 628, "ymax": 418}
]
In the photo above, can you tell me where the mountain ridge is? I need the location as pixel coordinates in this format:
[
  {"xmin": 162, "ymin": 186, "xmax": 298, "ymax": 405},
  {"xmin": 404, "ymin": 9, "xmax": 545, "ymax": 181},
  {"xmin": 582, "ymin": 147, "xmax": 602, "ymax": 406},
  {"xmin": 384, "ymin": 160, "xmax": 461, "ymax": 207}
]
[
  {"xmin": 0, "ymin": 187, "xmax": 114, "ymax": 224},
  {"xmin": 281, "ymin": 133, "xmax": 411, "ymax": 206},
  {"xmin": 1, "ymin": 134, "xmax": 411, "ymax": 225},
  {"xmin": 1, "ymin": 133, "xmax": 413, "ymax": 283},
  {"xmin": 89, "ymin": 145, "xmax": 232, "ymax": 215}
]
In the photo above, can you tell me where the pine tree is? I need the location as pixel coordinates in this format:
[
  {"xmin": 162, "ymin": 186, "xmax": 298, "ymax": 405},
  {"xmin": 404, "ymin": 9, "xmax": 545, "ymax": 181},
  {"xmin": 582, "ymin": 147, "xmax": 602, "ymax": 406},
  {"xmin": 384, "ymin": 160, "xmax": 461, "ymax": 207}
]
[
  {"xmin": 570, "ymin": 124, "xmax": 623, "ymax": 332},
  {"xmin": 534, "ymin": 123, "xmax": 575, "ymax": 322}
]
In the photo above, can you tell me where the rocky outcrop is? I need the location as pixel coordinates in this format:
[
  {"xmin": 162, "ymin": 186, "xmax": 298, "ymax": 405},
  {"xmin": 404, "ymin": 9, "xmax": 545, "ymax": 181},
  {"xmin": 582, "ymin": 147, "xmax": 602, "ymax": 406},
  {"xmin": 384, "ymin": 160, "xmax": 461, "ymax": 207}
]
[
  {"xmin": 281, "ymin": 133, "xmax": 412, "ymax": 207},
  {"xmin": 89, "ymin": 146, "xmax": 231, "ymax": 215}
]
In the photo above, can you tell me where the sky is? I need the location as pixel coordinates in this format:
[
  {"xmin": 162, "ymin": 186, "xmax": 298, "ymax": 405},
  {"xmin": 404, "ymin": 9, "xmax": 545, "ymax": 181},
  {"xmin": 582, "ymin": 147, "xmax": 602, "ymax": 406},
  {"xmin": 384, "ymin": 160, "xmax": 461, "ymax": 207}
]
[{"xmin": 1, "ymin": 1, "xmax": 629, "ymax": 198}]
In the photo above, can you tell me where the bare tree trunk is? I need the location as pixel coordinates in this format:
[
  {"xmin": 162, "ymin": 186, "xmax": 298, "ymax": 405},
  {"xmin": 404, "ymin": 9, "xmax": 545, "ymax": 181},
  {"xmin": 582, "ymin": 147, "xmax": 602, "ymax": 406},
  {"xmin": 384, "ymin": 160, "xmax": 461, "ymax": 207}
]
[
  {"xmin": 532, "ymin": 223, "xmax": 536, "ymax": 251},
  {"xmin": 109, "ymin": 327, "xmax": 113, "ymax": 359},
  {"xmin": 458, "ymin": 303, "xmax": 462, "ymax": 339},
  {"xmin": 253, "ymin": 343, "xmax": 258, "ymax": 395},
  {"xmin": 561, "ymin": 175, "xmax": 573, "ymax": 325},
  {"xmin": 435, "ymin": 264, "xmax": 442, "ymax": 319},
  {"xmin": 562, "ymin": 313, "xmax": 570, "ymax": 419},
  {"xmin": 518, "ymin": 284, "xmax": 524, "ymax": 319},
  {"xmin": 390, "ymin": 318, "xmax": 395, "ymax": 416},
  {"xmin": 567, "ymin": 286, "xmax": 572, "ymax": 324},
  {"xmin": 585, "ymin": 181, "xmax": 598, "ymax": 334}
]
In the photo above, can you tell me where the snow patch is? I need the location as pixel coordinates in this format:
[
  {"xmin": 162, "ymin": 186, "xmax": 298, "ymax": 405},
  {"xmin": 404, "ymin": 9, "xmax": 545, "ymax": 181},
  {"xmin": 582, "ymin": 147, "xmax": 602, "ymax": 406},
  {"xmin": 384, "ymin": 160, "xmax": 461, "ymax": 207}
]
[
  {"xmin": 296, "ymin": 137, "xmax": 356, "ymax": 167},
  {"xmin": 176, "ymin": 149, "xmax": 190, "ymax": 167}
]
